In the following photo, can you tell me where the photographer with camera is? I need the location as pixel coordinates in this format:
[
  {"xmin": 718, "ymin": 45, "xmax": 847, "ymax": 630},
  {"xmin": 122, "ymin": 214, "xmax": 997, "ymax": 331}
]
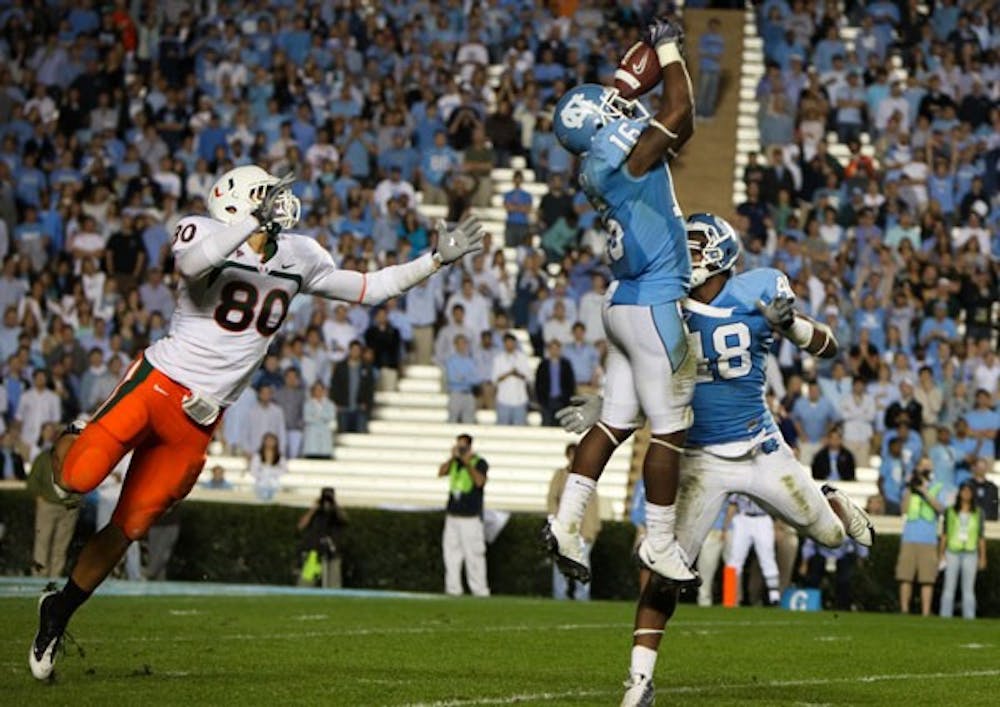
[
  {"xmin": 895, "ymin": 457, "xmax": 946, "ymax": 616},
  {"xmin": 297, "ymin": 487, "xmax": 348, "ymax": 588},
  {"xmin": 437, "ymin": 433, "xmax": 490, "ymax": 596}
]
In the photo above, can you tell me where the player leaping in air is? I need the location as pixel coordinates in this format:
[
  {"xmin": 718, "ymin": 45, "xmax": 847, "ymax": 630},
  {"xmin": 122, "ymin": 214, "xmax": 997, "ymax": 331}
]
[
  {"xmin": 29, "ymin": 165, "xmax": 484, "ymax": 680},
  {"xmin": 558, "ymin": 213, "xmax": 874, "ymax": 707},
  {"xmin": 543, "ymin": 18, "xmax": 700, "ymax": 588}
]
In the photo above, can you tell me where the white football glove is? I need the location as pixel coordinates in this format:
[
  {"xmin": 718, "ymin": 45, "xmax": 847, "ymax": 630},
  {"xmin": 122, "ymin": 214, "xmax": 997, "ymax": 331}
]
[
  {"xmin": 434, "ymin": 217, "xmax": 485, "ymax": 264},
  {"xmin": 755, "ymin": 295, "xmax": 796, "ymax": 330},
  {"xmin": 555, "ymin": 394, "xmax": 603, "ymax": 434}
]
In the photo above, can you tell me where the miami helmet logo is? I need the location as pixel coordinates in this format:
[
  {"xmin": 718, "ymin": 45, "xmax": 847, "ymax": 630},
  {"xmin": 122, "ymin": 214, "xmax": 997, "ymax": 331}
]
[{"xmin": 559, "ymin": 93, "xmax": 596, "ymax": 130}]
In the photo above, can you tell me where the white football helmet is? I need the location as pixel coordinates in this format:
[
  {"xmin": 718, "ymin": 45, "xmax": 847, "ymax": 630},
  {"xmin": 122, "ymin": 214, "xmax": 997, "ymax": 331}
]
[{"xmin": 207, "ymin": 165, "xmax": 301, "ymax": 229}]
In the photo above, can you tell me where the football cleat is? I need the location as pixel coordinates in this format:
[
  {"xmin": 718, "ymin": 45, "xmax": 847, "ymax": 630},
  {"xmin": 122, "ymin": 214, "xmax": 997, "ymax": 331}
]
[
  {"xmin": 621, "ymin": 673, "xmax": 655, "ymax": 707},
  {"xmin": 637, "ymin": 536, "xmax": 700, "ymax": 587},
  {"xmin": 822, "ymin": 484, "xmax": 875, "ymax": 547},
  {"xmin": 541, "ymin": 516, "xmax": 591, "ymax": 584},
  {"xmin": 29, "ymin": 587, "xmax": 65, "ymax": 680}
]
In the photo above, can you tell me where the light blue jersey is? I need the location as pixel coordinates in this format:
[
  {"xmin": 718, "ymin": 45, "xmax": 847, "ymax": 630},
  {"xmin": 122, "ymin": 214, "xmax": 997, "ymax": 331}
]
[
  {"xmin": 686, "ymin": 268, "xmax": 794, "ymax": 447},
  {"xmin": 579, "ymin": 118, "xmax": 690, "ymax": 306}
]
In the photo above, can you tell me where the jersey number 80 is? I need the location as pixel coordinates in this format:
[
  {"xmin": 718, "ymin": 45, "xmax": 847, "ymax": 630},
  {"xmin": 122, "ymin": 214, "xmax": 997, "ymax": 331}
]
[{"xmin": 213, "ymin": 281, "xmax": 290, "ymax": 336}]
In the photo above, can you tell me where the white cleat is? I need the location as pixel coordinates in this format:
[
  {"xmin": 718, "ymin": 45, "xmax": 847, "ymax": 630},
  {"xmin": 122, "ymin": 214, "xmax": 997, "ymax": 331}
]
[
  {"xmin": 637, "ymin": 536, "xmax": 700, "ymax": 587},
  {"xmin": 621, "ymin": 673, "xmax": 655, "ymax": 707},
  {"xmin": 541, "ymin": 516, "xmax": 591, "ymax": 583},
  {"xmin": 29, "ymin": 589, "xmax": 64, "ymax": 680},
  {"xmin": 823, "ymin": 485, "xmax": 875, "ymax": 547}
]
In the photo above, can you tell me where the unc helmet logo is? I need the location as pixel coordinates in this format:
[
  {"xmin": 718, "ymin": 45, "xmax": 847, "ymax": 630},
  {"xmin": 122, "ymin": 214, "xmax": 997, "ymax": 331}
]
[
  {"xmin": 554, "ymin": 83, "xmax": 648, "ymax": 155},
  {"xmin": 559, "ymin": 93, "xmax": 595, "ymax": 130}
]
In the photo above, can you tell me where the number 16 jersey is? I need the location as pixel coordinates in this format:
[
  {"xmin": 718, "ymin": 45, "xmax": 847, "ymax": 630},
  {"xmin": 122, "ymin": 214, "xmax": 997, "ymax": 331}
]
[
  {"xmin": 579, "ymin": 117, "xmax": 690, "ymax": 306},
  {"xmin": 145, "ymin": 216, "xmax": 343, "ymax": 405}
]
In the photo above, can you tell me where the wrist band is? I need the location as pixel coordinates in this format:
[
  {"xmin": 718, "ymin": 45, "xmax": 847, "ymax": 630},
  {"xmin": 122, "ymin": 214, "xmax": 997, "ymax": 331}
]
[
  {"xmin": 656, "ymin": 42, "xmax": 683, "ymax": 68},
  {"xmin": 787, "ymin": 317, "xmax": 814, "ymax": 347}
]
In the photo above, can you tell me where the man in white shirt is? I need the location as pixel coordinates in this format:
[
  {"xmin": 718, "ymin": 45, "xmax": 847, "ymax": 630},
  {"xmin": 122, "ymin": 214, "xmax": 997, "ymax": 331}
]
[
  {"xmin": 241, "ymin": 384, "xmax": 287, "ymax": 457},
  {"xmin": 373, "ymin": 167, "xmax": 416, "ymax": 216},
  {"xmin": 839, "ymin": 377, "xmax": 877, "ymax": 468},
  {"xmin": 491, "ymin": 334, "xmax": 532, "ymax": 425},
  {"xmin": 434, "ymin": 304, "xmax": 475, "ymax": 367},
  {"xmin": 321, "ymin": 304, "xmax": 357, "ymax": 363},
  {"xmin": 445, "ymin": 278, "xmax": 491, "ymax": 341},
  {"xmin": 542, "ymin": 300, "xmax": 574, "ymax": 346},
  {"xmin": 876, "ymin": 81, "xmax": 910, "ymax": 133},
  {"xmin": 16, "ymin": 370, "xmax": 61, "ymax": 451},
  {"xmin": 578, "ymin": 272, "xmax": 607, "ymax": 343}
]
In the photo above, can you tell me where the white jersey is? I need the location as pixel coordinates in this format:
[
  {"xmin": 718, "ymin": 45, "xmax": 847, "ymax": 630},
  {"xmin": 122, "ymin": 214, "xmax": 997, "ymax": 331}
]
[{"xmin": 145, "ymin": 216, "xmax": 362, "ymax": 406}]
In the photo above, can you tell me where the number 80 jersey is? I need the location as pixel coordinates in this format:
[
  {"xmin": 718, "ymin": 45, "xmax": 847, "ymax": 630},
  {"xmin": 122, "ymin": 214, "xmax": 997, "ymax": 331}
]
[
  {"xmin": 684, "ymin": 268, "xmax": 793, "ymax": 448},
  {"xmin": 145, "ymin": 216, "xmax": 330, "ymax": 406},
  {"xmin": 579, "ymin": 118, "xmax": 690, "ymax": 306}
]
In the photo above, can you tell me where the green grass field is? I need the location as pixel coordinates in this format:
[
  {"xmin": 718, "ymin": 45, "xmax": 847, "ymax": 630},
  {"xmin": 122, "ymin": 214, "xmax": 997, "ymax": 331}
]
[{"xmin": 2, "ymin": 585, "xmax": 998, "ymax": 705}]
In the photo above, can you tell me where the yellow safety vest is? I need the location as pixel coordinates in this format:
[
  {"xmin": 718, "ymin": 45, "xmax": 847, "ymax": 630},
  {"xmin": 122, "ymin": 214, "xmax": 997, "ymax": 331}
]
[
  {"xmin": 945, "ymin": 507, "xmax": 981, "ymax": 553},
  {"xmin": 906, "ymin": 483, "xmax": 942, "ymax": 522}
]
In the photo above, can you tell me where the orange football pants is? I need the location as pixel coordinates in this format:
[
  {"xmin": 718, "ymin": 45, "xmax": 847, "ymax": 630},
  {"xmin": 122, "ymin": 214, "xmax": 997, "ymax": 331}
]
[{"xmin": 62, "ymin": 355, "xmax": 221, "ymax": 540}]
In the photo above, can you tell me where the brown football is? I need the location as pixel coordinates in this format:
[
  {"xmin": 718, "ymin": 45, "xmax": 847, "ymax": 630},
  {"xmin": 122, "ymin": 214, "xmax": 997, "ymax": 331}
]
[{"xmin": 613, "ymin": 41, "xmax": 660, "ymax": 99}]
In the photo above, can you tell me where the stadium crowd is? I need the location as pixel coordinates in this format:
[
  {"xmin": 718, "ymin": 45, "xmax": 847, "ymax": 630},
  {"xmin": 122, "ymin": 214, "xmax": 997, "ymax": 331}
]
[
  {"xmin": 0, "ymin": 0, "xmax": 996, "ymax": 524},
  {"xmin": 747, "ymin": 0, "xmax": 999, "ymax": 517}
]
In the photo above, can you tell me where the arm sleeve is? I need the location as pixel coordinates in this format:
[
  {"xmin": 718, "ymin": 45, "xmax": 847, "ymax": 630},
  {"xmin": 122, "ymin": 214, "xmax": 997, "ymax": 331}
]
[
  {"xmin": 174, "ymin": 216, "xmax": 260, "ymax": 280},
  {"xmin": 304, "ymin": 239, "xmax": 440, "ymax": 305}
]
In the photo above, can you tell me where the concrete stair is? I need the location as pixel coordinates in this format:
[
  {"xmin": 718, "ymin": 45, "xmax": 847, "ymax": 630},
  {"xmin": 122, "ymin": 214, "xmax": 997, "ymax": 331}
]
[
  {"xmin": 202, "ymin": 364, "xmax": 634, "ymax": 519},
  {"xmin": 669, "ymin": 7, "xmax": 746, "ymax": 216}
]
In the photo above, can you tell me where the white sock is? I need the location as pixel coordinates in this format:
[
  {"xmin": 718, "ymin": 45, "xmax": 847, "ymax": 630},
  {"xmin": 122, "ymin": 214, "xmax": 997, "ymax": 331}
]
[
  {"xmin": 644, "ymin": 502, "xmax": 676, "ymax": 548},
  {"xmin": 556, "ymin": 474, "xmax": 596, "ymax": 529},
  {"xmin": 630, "ymin": 645, "xmax": 658, "ymax": 678}
]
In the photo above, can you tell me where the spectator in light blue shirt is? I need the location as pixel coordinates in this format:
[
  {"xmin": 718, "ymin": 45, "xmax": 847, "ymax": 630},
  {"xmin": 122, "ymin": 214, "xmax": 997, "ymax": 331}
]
[
  {"xmin": 896, "ymin": 457, "xmax": 946, "ymax": 616},
  {"xmin": 879, "ymin": 436, "xmax": 908, "ymax": 514},
  {"xmin": 964, "ymin": 390, "xmax": 999, "ymax": 462},
  {"xmin": 812, "ymin": 25, "xmax": 846, "ymax": 74},
  {"xmin": 918, "ymin": 301, "xmax": 957, "ymax": 349},
  {"xmin": 929, "ymin": 425, "xmax": 960, "ymax": 491},
  {"xmin": 562, "ymin": 323, "xmax": 600, "ymax": 389},
  {"xmin": 927, "ymin": 158, "xmax": 956, "ymax": 216},
  {"xmin": 378, "ymin": 132, "xmax": 419, "ymax": 183},
  {"xmin": 14, "ymin": 152, "xmax": 46, "ymax": 207},
  {"xmin": 445, "ymin": 334, "xmax": 478, "ymax": 424},
  {"xmin": 791, "ymin": 385, "xmax": 841, "ymax": 467},
  {"xmin": 503, "ymin": 170, "xmax": 533, "ymax": 249},
  {"xmin": 695, "ymin": 18, "xmax": 724, "ymax": 117}
]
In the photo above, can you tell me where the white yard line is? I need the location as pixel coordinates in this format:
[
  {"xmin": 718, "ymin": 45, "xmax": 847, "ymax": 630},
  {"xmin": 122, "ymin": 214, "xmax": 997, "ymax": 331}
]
[
  {"xmin": 404, "ymin": 669, "xmax": 1000, "ymax": 707},
  {"xmin": 1, "ymin": 619, "xmax": 807, "ymax": 646}
]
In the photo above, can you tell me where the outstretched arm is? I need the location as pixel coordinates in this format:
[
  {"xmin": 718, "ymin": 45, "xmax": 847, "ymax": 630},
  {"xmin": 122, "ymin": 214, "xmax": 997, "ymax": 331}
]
[
  {"xmin": 305, "ymin": 218, "xmax": 483, "ymax": 305},
  {"xmin": 626, "ymin": 19, "xmax": 694, "ymax": 177},
  {"xmin": 757, "ymin": 297, "xmax": 838, "ymax": 359},
  {"xmin": 174, "ymin": 217, "xmax": 261, "ymax": 280}
]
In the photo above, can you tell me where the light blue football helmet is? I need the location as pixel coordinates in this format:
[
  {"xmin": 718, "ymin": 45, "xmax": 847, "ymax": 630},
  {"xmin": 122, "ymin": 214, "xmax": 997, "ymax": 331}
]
[
  {"xmin": 686, "ymin": 213, "xmax": 742, "ymax": 287},
  {"xmin": 553, "ymin": 83, "xmax": 649, "ymax": 155}
]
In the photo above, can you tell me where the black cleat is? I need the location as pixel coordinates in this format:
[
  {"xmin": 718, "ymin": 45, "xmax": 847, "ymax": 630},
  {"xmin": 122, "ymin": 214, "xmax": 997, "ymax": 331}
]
[{"xmin": 29, "ymin": 586, "xmax": 65, "ymax": 680}]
